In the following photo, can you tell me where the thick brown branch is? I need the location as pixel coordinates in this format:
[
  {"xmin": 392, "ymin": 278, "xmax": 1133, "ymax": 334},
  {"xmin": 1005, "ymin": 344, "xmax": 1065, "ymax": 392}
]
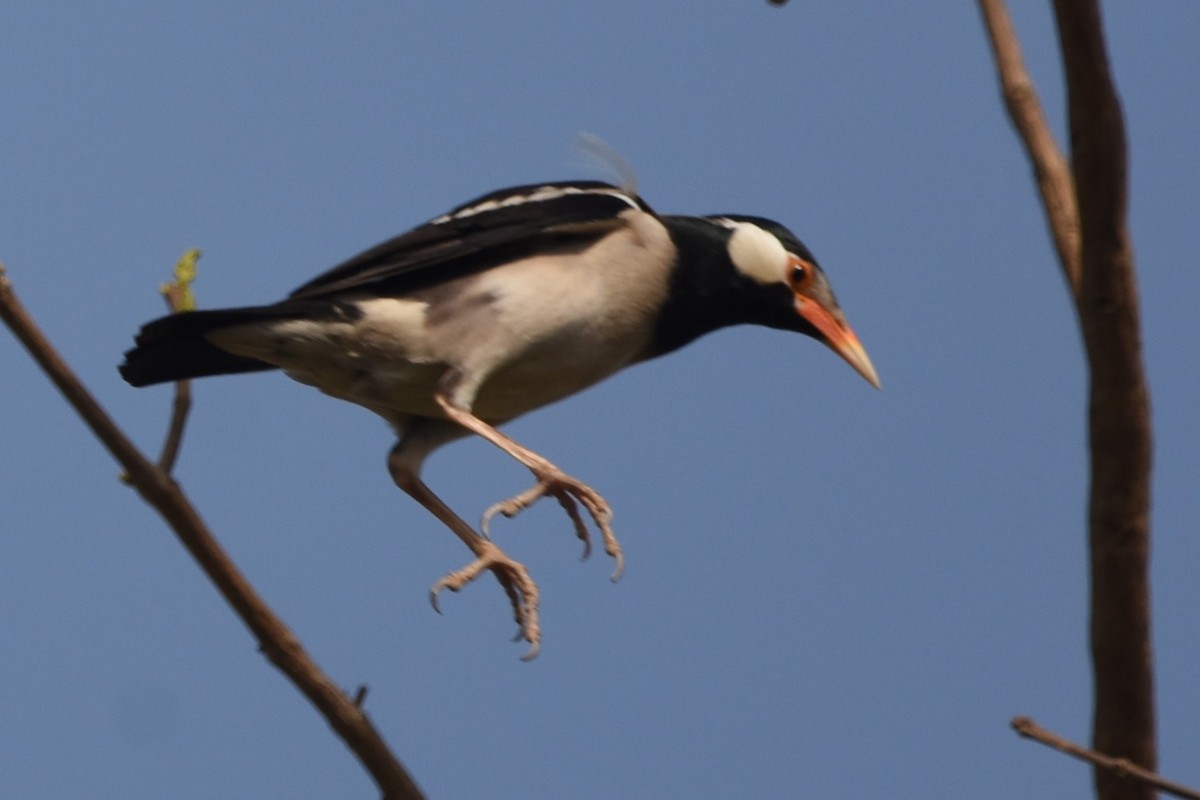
[
  {"xmin": 977, "ymin": 0, "xmax": 1081, "ymax": 297},
  {"xmin": 1013, "ymin": 718, "xmax": 1197, "ymax": 800},
  {"xmin": 1051, "ymin": 4, "xmax": 1156, "ymax": 800},
  {"xmin": 1, "ymin": 267, "xmax": 424, "ymax": 800}
]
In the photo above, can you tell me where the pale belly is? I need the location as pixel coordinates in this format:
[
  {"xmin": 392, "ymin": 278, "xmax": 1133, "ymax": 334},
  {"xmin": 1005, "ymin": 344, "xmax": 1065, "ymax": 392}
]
[
  {"xmin": 214, "ymin": 296, "xmax": 651, "ymax": 425},
  {"xmin": 208, "ymin": 221, "xmax": 672, "ymax": 425}
]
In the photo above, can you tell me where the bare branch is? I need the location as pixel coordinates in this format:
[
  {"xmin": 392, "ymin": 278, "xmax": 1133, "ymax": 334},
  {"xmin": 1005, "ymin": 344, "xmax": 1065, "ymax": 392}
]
[
  {"xmin": 978, "ymin": 4, "xmax": 1156, "ymax": 799},
  {"xmin": 156, "ymin": 376, "xmax": 191, "ymax": 474},
  {"xmin": 156, "ymin": 253, "xmax": 199, "ymax": 473},
  {"xmin": 1051, "ymin": 4, "xmax": 1156, "ymax": 799},
  {"xmin": 1, "ymin": 266, "xmax": 425, "ymax": 800},
  {"xmin": 976, "ymin": 0, "xmax": 1081, "ymax": 297},
  {"xmin": 1013, "ymin": 718, "xmax": 1198, "ymax": 800}
]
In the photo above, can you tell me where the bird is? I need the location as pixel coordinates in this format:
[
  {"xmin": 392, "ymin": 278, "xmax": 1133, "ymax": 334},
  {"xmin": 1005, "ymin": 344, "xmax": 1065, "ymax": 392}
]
[{"xmin": 120, "ymin": 179, "xmax": 879, "ymax": 658}]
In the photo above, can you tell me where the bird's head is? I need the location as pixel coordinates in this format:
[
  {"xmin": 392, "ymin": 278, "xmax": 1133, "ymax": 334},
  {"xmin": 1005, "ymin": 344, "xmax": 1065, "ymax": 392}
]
[{"xmin": 717, "ymin": 216, "xmax": 881, "ymax": 389}]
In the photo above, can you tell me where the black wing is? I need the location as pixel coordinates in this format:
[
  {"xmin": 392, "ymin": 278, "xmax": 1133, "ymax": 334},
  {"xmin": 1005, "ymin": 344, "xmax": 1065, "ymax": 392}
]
[{"xmin": 288, "ymin": 181, "xmax": 654, "ymax": 300}]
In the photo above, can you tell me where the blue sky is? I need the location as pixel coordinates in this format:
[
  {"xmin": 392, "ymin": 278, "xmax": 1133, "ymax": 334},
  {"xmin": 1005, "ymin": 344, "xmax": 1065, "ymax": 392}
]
[{"xmin": 3, "ymin": 3, "xmax": 1198, "ymax": 798}]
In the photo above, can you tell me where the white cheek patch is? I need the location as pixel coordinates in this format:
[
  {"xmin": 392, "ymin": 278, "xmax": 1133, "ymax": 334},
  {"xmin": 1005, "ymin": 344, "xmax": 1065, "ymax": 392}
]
[{"xmin": 725, "ymin": 222, "xmax": 789, "ymax": 286}]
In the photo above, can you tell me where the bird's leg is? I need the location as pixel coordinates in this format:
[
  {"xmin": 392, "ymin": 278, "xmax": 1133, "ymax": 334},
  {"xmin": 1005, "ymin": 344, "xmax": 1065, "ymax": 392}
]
[
  {"xmin": 388, "ymin": 444, "xmax": 541, "ymax": 659},
  {"xmin": 433, "ymin": 392, "xmax": 624, "ymax": 581}
]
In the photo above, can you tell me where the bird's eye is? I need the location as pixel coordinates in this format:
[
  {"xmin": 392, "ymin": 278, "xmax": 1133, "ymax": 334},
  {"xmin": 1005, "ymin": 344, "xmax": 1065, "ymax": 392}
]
[{"xmin": 789, "ymin": 257, "xmax": 814, "ymax": 291}]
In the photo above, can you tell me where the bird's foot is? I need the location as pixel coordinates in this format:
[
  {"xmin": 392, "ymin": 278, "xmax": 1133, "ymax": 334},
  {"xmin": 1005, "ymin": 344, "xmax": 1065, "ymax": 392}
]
[
  {"xmin": 430, "ymin": 539, "xmax": 542, "ymax": 660},
  {"xmin": 481, "ymin": 464, "xmax": 624, "ymax": 581}
]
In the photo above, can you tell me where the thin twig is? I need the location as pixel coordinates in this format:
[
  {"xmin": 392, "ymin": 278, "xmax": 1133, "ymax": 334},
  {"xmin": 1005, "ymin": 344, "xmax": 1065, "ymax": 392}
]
[
  {"xmin": 976, "ymin": 0, "xmax": 1082, "ymax": 298},
  {"xmin": 1, "ymin": 265, "xmax": 425, "ymax": 800},
  {"xmin": 157, "ymin": 282, "xmax": 192, "ymax": 473},
  {"xmin": 1013, "ymin": 718, "xmax": 1199, "ymax": 800},
  {"xmin": 156, "ymin": 377, "xmax": 191, "ymax": 474}
]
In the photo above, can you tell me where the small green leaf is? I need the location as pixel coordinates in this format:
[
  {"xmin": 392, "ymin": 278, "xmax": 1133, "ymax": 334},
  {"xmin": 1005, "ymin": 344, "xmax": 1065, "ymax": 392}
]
[{"xmin": 160, "ymin": 248, "xmax": 201, "ymax": 312}]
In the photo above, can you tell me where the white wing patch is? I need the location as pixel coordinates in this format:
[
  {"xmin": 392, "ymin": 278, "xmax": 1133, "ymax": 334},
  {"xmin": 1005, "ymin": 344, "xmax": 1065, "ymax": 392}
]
[
  {"xmin": 433, "ymin": 184, "xmax": 642, "ymax": 224},
  {"xmin": 722, "ymin": 220, "xmax": 789, "ymax": 286}
]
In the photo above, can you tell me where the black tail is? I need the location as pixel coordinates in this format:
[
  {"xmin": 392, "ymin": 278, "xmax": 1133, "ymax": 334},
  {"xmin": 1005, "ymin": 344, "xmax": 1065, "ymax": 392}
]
[{"xmin": 119, "ymin": 306, "xmax": 286, "ymax": 387}]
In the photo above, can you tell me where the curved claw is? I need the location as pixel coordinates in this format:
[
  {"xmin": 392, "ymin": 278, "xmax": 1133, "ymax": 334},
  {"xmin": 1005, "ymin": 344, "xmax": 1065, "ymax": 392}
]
[
  {"xmin": 479, "ymin": 501, "xmax": 510, "ymax": 538},
  {"xmin": 480, "ymin": 481, "xmax": 553, "ymax": 537},
  {"xmin": 552, "ymin": 492, "xmax": 592, "ymax": 561},
  {"xmin": 610, "ymin": 550, "xmax": 625, "ymax": 582},
  {"xmin": 519, "ymin": 639, "xmax": 541, "ymax": 661},
  {"xmin": 429, "ymin": 581, "xmax": 454, "ymax": 614}
]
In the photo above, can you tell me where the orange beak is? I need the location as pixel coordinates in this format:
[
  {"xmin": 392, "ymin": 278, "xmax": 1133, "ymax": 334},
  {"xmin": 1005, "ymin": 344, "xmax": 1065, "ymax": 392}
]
[{"xmin": 796, "ymin": 297, "xmax": 881, "ymax": 389}]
